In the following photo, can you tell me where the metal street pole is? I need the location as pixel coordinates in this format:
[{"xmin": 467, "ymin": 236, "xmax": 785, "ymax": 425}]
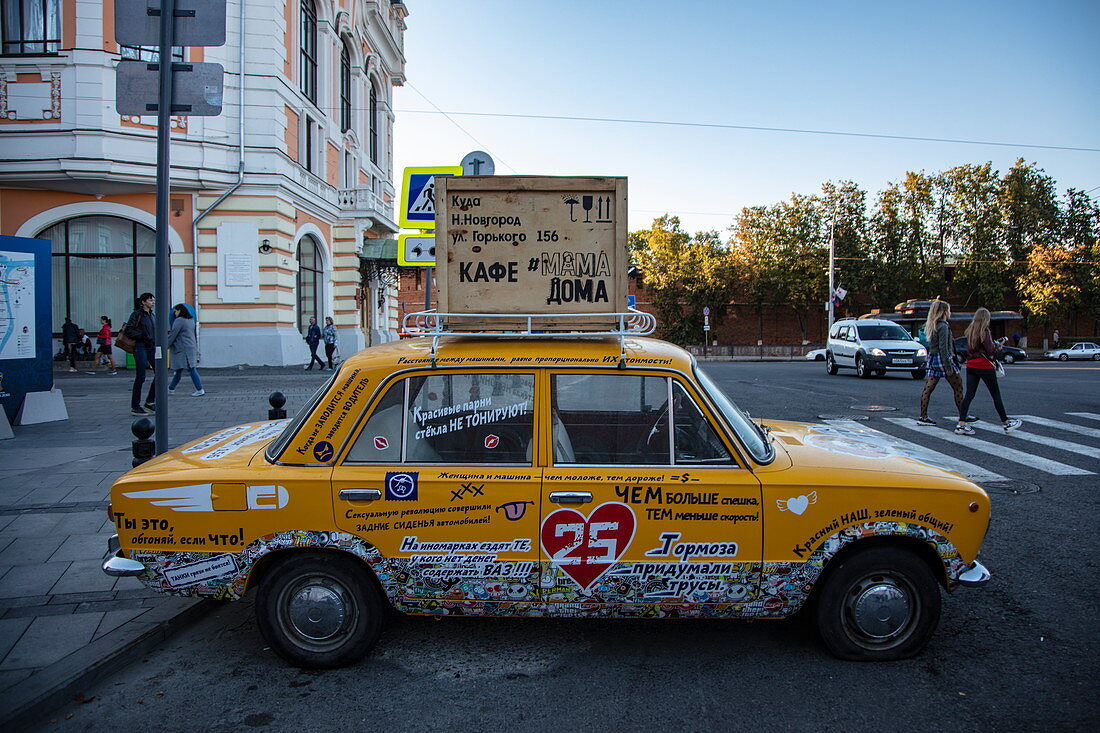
[
  {"xmin": 424, "ymin": 267, "xmax": 433, "ymax": 311},
  {"xmin": 153, "ymin": 0, "xmax": 177, "ymax": 453},
  {"xmin": 827, "ymin": 217, "xmax": 835, "ymax": 331}
]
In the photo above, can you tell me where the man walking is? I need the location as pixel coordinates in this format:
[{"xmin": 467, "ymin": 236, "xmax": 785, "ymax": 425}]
[
  {"xmin": 304, "ymin": 316, "xmax": 325, "ymax": 370},
  {"xmin": 61, "ymin": 317, "xmax": 80, "ymax": 372}
]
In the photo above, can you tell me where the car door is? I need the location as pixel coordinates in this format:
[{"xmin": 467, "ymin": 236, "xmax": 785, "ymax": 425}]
[
  {"xmin": 539, "ymin": 371, "xmax": 762, "ymax": 611},
  {"xmin": 333, "ymin": 370, "xmax": 542, "ymax": 609},
  {"xmin": 834, "ymin": 325, "xmax": 854, "ymax": 365}
]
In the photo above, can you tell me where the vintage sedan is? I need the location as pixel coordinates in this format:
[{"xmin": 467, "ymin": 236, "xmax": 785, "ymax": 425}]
[
  {"xmin": 1044, "ymin": 342, "xmax": 1100, "ymax": 360},
  {"xmin": 102, "ymin": 335, "xmax": 991, "ymax": 667}
]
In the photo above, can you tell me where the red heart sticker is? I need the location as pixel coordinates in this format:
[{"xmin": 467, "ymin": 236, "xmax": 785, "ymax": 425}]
[
  {"xmin": 484, "ymin": 434, "xmax": 499, "ymax": 449},
  {"xmin": 541, "ymin": 502, "xmax": 636, "ymax": 590},
  {"xmin": 374, "ymin": 436, "xmax": 388, "ymax": 450}
]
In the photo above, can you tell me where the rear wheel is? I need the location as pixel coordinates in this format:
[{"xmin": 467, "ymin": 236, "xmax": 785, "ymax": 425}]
[
  {"xmin": 256, "ymin": 553, "xmax": 385, "ymax": 669},
  {"xmin": 1003, "ymin": 353, "xmax": 1015, "ymax": 364},
  {"xmin": 816, "ymin": 546, "xmax": 940, "ymax": 661},
  {"xmin": 826, "ymin": 353, "xmax": 838, "ymax": 375},
  {"xmin": 1092, "ymin": 353, "xmax": 1099, "ymax": 361},
  {"xmin": 856, "ymin": 355, "xmax": 871, "ymax": 379}
]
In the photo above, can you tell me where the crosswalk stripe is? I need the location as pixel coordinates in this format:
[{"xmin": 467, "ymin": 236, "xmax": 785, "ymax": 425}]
[
  {"xmin": 1066, "ymin": 412, "xmax": 1100, "ymax": 423},
  {"xmin": 1016, "ymin": 415, "xmax": 1100, "ymax": 441},
  {"xmin": 822, "ymin": 419, "xmax": 1006, "ymax": 482},
  {"xmin": 883, "ymin": 418, "xmax": 1094, "ymax": 476},
  {"xmin": 955, "ymin": 418, "xmax": 1100, "ymax": 460}
]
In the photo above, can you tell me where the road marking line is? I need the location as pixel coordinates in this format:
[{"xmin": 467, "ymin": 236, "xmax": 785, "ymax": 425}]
[
  {"xmin": 822, "ymin": 419, "xmax": 1006, "ymax": 482},
  {"xmin": 953, "ymin": 418, "xmax": 1100, "ymax": 460},
  {"xmin": 883, "ymin": 418, "xmax": 1094, "ymax": 476},
  {"xmin": 1016, "ymin": 415, "xmax": 1100, "ymax": 441},
  {"xmin": 1066, "ymin": 412, "xmax": 1100, "ymax": 423}
]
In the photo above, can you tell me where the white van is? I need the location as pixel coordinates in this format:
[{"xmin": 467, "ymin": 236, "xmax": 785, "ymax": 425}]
[{"xmin": 826, "ymin": 318, "xmax": 927, "ymax": 379}]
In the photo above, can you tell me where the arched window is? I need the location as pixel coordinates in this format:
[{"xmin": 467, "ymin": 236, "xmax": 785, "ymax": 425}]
[
  {"xmin": 369, "ymin": 81, "xmax": 378, "ymax": 164},
  {"xmin": 299, "ymin": 0, "xmax": 317, "ymax": 103},
  {"xmin": 297, "ymin": 236, "xmax": 324, "ymax": 332},
  {"xmin": 39, "ymin": 216, "xmax": 155, "ymax": 334},
  {"xmin": 340, "ymin": 39, "xmax": 352, "ymax": 133}
]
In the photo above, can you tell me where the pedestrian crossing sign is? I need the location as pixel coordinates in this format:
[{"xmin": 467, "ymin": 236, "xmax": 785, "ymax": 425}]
[{"xmin": 399, "ymin": 166, "xmax": 463, "ymax": 230}]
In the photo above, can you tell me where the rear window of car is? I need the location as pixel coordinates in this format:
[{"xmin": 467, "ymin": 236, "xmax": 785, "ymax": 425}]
[{"xmin": 856, "ymin": 324, "xmax": 912, "ymax": 341}]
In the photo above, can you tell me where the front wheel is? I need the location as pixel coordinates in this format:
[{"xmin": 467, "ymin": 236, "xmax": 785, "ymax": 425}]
[
  {"xmin": 256, "ymin": 553, "xmax": 385, "ymax": 669},
  {"xmin": 826, "ymin": 353, "xmax": 838, "ymax": 375},
  {"xmin": 855, "ymin": 355, "xmax": 871, "ymax": 379},
  {"xmin": 815, "ymin": 546, "xmax": 941, "ymax": 661},
  {"xmin": 1059, "ymin": 353, "xmax": 1069, "ymax": 361}
]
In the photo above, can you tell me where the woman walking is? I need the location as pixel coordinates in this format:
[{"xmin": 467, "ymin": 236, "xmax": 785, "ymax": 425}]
[
  {"xmin": 90, "ymin": 316, "xmax": 116, "ymax": 374},
  {"xmin": 124, "ymin": 293, "xmax": 157, "ymax": 415},
  {"xmin": 916, "ymin": 300, "xmax": 971, "ymax": 425},
  {"xmin": 955, "ymin": 307, "xmax": 1022, "ymax": 435},
  {"xmin": 322, "ymin": 316, "xmax": 338, "ymax": 371},
  {"xmin": 166, "ymin": 304, "xmax": 204, "ymax": 396}
]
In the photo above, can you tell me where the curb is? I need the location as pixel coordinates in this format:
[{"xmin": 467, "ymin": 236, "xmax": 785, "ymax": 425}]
[{"xmin": 0, "ymin": 598, "xmax": 216, "ymax": 729}]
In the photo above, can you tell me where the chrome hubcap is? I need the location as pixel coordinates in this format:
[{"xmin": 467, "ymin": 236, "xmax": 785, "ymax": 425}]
[
  {"xmin": 851, "ymin": 581, "xmax": 911, "ymax": 639},
  {"xmin": 287, "ymin": 583, "xmax": 347, "ymax": 641}
]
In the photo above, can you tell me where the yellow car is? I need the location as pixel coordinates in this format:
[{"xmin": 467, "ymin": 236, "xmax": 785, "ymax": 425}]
[{"xmin": 102, "ymin": 336, "xmax": 990, "ymax": 667}]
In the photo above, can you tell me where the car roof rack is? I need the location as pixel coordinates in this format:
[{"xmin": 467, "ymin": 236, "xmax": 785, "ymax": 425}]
[{"xmin": 402, "ymin": 309, "xmax": 657, "ymax": 367}]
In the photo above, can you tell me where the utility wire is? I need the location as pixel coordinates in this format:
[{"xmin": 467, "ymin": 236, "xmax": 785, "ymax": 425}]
[
  {"xmin": 395, "ymin": 109, "xmax": 1100, "ymax": 154},
  {"xmin": 402, "ymin": 83, "xmax": 517, "ymax": 173}
]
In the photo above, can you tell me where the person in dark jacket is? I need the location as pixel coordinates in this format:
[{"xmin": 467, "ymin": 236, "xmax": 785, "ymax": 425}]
[
  {"xmin": 304, "ymin": 316, "xmax": 325, "ymax": 370},
  {"xmin": 917, "ymin": 299, "xmax": 974, "ymax": 426},
  {"xmin": 125, "ymin": 293, "xmax": 158, "ymax": 415},
  {"xmin": 955, "ymin": 307, "xmax": 1023, "ymax": 435},
  {"xmin": 322, "ymin": 316, "xmax": 338, "ymax": 371},
  {"xmin": 61, "ymin": 317, "xmax": 80, "ymax": 372}
]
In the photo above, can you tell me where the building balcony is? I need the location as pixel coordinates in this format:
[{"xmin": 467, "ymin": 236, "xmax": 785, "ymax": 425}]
[{"xmin": 338, "ymin": 186, "xmax": 397, "ymax": 232}]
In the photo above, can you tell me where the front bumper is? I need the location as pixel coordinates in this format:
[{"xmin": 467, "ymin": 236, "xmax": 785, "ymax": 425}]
[
  {"xmin": 956, "ymin": 560, "xmax": 991, "ymax": 588},
  {"xmin": 102, "ymin": 534, "xmax": 145, "ymax": 577},
  {"xmin": 864, "ymin": 354, "xmax": 927, "ymax": 370}
]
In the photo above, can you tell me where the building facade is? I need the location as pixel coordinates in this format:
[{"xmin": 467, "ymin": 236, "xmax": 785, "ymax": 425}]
[{"xmin": 0, "ymin": 0, "xmax": 408, "ymax": 366}]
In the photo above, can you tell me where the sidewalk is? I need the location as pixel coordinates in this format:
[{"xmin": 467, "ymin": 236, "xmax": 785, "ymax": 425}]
[{"xmin": 0, "ymin": 366, "xmax": 328, "ymax": 725}]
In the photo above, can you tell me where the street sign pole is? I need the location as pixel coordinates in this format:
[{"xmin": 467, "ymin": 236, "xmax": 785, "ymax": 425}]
[
  {"xmin": 827, "ymin": 218, "xmax": 836, "ymax": 331},
  {"xmin": 424, "ymin": 267, "xmax": 432, "ymax": 311},
  {"xmin": 153, "ymin": 0, "xmax": 177, "ymax": 452}
]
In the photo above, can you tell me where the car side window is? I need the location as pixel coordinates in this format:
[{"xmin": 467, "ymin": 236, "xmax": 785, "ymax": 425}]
[
  {"xmin": 552, "ymin": 374, "xmax": 670, "ymax": 465},
  {"xmin": 672, "ymin": 382, "xmax": 734, "ymax": 465},
  {"xmin": 346, "ymin": 372, "xmax": 535, "ymax": 464}
]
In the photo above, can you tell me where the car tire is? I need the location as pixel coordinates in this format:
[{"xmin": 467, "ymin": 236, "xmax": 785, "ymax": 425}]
[
  {"xmin": 815, "ymin": 546, "xmax": 941, "ymax": 661},
  {"xmin": 256, "ymin": 552, "xmax": 385, "ymax": 669},
  {"xmin": 855, "ymin": 355, "xmax": 871, "ymax": 379},
  {"xmin": 1059, "ymin": 353, "xmax": 1069, "ymax": 361},
  {"xmin": 1093, "ymin": 353, "xmax": 1099, "ymax": 361},
  {"xmin": 1003, "ymin": 353, "xmax": 1015, "ymax": 364},
  {"xmin": 826, "ymin": 353, "xmax": 838, "ymax": 375},
  {"xmin": 911, "ymin": 369, "xmax": 926, "ymax": 380}
]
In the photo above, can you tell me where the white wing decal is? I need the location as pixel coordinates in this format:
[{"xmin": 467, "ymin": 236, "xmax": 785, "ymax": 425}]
[{"xmin": 122, "ymin": 484, "xmax": 213, "ymax": 512}]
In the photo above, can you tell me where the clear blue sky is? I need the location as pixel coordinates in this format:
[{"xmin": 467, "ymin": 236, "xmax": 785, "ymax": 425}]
[{"xmin": 392, "ymin": 0, "xmax": 1100, "ymax": 234}]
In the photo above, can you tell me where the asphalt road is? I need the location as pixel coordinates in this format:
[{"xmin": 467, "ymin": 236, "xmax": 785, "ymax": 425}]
[{"xmin": 37, "ymin": 361, "xmax": 1099, "ymax": 731}]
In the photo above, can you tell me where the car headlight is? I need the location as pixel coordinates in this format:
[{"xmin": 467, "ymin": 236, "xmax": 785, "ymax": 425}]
[
  {"xmin": 870, "ymin": 348, "xmax": 886, "ymax": 357},
  {"xmin": 916, "ymin": 347, "xmax": 927, "ymax": 356}
]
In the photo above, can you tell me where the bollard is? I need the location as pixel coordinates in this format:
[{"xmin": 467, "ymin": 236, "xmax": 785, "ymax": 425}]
[
  {"xmin": 268, "ymin": 391, "xmax": 287, "ymax": 420},
  {"xmin": 131, "ymin": 417, "xmax": 155, "ymax": 467}
]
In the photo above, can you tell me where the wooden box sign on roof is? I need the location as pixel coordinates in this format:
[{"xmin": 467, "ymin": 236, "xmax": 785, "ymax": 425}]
[{"xmin": 435, "ymin": 176, "xmax": 628, "ymax": 331}]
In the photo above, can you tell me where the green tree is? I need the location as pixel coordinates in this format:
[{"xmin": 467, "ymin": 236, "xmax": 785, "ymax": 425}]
[
  {"xmin": 944, "ymin": 163, "xmax": 1008, "ymax": 307},
  {"xmin": 999, "ymin": 159, "xmax": 1061, "ymax": 327},
  {"xmin": 629, "ymin": 215, "xmax": 735, "ymax": 344},
  {"xmin": 821, "ymin": 180, "xmax": 870, "ymax": 314}
]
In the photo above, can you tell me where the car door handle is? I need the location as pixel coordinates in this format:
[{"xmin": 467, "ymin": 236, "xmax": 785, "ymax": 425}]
[
  {"xmin": 339, "ymin": 489, "xmax": 381, "ymax": 502},
  {"xmin": 549, "ymin": 491, "xmax": 592, "ymax": 504}
]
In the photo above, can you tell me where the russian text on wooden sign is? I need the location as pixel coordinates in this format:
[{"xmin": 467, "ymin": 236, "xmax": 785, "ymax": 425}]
[{"xmin": 436, "ymin": 176, "xmax": 628, "ymax": 330}]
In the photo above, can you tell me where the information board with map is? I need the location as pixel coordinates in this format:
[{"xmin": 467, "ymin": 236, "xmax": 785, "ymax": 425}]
[
  {"xmin": 0, "ymin": 235, "xmax": 52, "ymax": 422},
  {"xmin": 435, "ymin": 176, "xmax": 628, "ymax": 330}
]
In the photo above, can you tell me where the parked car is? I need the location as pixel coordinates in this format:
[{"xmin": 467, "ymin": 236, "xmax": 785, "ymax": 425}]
[
  {"xmin": 805, "ymin": 348, "xmax": 826, "ymax": 361},
  {"xmin": 1044, "ymin": 342, "xmax": 1100, "ymax": 361},
  {"xmin": 953, "ymin": 337, "xmax": 1028, "ymax": 364},
  {"xmin": 825, "ymin": 318, "xmax": 928, "ymax": 379},
  {"xmin": 102, "ymin": 334, "xmax": 990, "ymax": 667}
]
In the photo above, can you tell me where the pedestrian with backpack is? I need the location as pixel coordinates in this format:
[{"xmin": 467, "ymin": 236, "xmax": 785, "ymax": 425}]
[
  {"xmin": 917, "ymin": 300, "xmax": 974, "ymax": 426},
  {"xmin": 955, "ymin": 307, "xmax": 1022, "ymax": 435}
]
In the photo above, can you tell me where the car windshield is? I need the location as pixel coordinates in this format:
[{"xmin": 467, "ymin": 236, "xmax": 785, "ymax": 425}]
[
  {"xmin": 856, "ymin": 324, "xmax": 912, "ymax": 341},
  {"xmin": 265, "ymin": 371, "xmax": 341, "ymax": 462},
  {"xmin": 694, "ymin": 367, "xmax": 772, "ymax": 463}
]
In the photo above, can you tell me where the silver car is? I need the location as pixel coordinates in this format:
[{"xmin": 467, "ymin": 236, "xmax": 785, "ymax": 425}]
[
  {"xmin": 1044, "ymin": 342, "xmax": 1100, "ymax": 360},
  {"xmin": 826, "ymin": 318, "xmax": 928, "ymax": 379}
]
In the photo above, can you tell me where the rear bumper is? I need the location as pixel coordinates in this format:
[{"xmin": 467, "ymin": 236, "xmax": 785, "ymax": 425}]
[
  {"xmin": 101, "ymin": 534, "xmax": 145, "ymax": 577},
  {"xmin": 955, "ymin": 560, "xmax": 991, "ymax": 588}
]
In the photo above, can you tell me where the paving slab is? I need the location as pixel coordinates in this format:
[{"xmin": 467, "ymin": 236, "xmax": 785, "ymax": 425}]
[
  {"xmin": 0, "ymin": 563, "xmax": 70, "ymax": 598},
  {"xmin": 2, "ymin": 613, "xmax": 104, "ymax": 670},
  {"xmin": 50, "ymin": 560, "xmax": 117, "ymax": 595},
  {"xmin": 48, "ymin": 535, "xmax": 106, "ymax": 564}
]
